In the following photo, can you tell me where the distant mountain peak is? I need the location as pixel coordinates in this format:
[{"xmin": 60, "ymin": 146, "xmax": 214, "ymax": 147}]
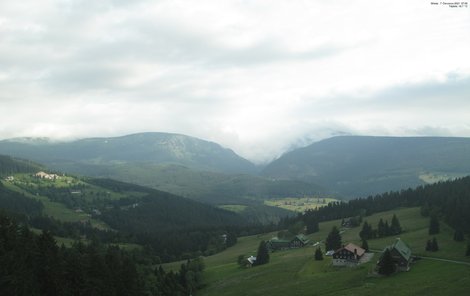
[
  {"xmin": 0, "ymin": 132, "xmax": 257, "ymax": 174},
  {"xmin": 263, "ymin": 136, "xmax": 470, "ymax": 198}
]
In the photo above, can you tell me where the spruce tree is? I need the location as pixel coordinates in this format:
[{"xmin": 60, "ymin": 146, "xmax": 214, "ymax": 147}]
[
  {"xmin": 255, "ymin": 241, "xmax": 269, "ymax": 266},
  {"xmin": 359, "ymin": 221, "xmax": 371, "ymax": 240},
  {"xmin": 361, "ymin": 239, "xmax": 369, "ymax": 252},
  {"xmin": 378, "ymin": 219, "xmax": 385, "ymax": 237},
  {"xmin": 378, "ymin": 249, "xmax": 395, "ymax": 276},
  {"xmin": 432, "ymin": 237, "xmax": 439, "ymax": 252},
  {"xmin": 425, "ymin": 239, "xmax": 432, "ymax": 251},
  {"xmin": 390, "ymin": 214, "xmax": 402, "ymax": 235},
  {"xmin": 325, "ymin": 226, "xmax": 342, "ymax": 251},
  {"xmin": 314, "ymin": 247, "xmax": 323, "ymax": 261},
  {"xmin": 453, "ymin": 229, "xmax": 464, "ymax": 242},
  {"xmin": 429, "ymin": 215, "xmax": 440, "ymax": 235},
  {"xmin": 466, "ymin": 243, "xmax": 470, "ymax": 256},
  {"xmin": 384, "ymin": 221, "xmax": 391, "ymax": 237},
  {"xmin": 305, "ymin": 215, "xmax": 319, "ymax": 234}
]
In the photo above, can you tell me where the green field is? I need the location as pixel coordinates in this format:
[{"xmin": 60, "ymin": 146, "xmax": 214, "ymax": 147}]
[
  {"xmin": 218, "ymin": 204, "xmax": 248, "ymax": 213},
  {"xmin": 264, "ymin": 197, "xmax": 339, "ymax": 212},
  {"xmin": 163, "ymin": 207, "xmax": 470, "ymax": 295},
  {"xmin": 2, "ymin": 174, "xmax": 111, "ymax": 229}
]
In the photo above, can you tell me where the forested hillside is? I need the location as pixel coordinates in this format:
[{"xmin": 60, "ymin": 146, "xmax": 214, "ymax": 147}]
[
  {"xmin": 263, "ymin": 136, "xmax": 470, "ymax": 197},
  {"xmin": 0, "ymin": 154, "xmax": 42, "ymax": 175},
  {"xmin": 0, "ymin": 170, "xmax": 265, "ymax": 262},
  {"xmin": 292, "ymin": 176, "xmax": 470, "ymax": 236},
  {"xmin": 0, "ymin": 134, "xmax": 322, "ymax": 206},
  {"xmin": 0, "ymin": 132, "xmax": 257, "ymax": 174}
]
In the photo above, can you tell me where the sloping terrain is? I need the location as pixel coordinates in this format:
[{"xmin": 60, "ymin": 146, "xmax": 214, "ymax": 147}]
[
  {"xmin": 163, "ymin": 207, "xmax": 470, "ymax": 296},
  {"xmin": 263, "ymin": 136, "xmax": 470, "ymax": 198},
  {"xmin": 0, "ymin": 134, "xmax": 323, "ymax": 204},
  {"xmin": 0, "ymin": 132, "xmax": 257, "ymax": 174}
]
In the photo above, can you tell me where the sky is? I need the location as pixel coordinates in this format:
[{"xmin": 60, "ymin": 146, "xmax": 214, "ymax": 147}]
[{"xmin": 1, "ymin": 0, "xmax": 469, "ymax": 163}]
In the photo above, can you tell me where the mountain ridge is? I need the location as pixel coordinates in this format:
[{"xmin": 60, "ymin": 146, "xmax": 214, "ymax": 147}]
[
  {"xmin": 0, "ymin": 132, "xmax": 257, "ymax": 174},
  {"xmin": 262, "ymin": 135, "xmax": 470, "ymax": 198}
]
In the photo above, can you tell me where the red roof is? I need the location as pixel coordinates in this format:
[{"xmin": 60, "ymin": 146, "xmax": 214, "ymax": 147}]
[{"xmin": 335, "ymin": 243, "xmax": 365, "ymax": 257}]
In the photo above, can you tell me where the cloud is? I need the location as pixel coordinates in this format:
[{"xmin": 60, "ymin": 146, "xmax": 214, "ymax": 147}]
[{"xmin": 0, "ymin": 0, "xmax": 470, "ymax": 163}]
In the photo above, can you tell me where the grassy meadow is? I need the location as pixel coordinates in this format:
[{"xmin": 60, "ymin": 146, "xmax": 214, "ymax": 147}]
[
  {"xmin": 164, "ymin": 207, "xmax": 470, "ymax": 295},
  {"xmin": 264, "ymin": 197, "xmax": 339, "ymax": 212}
]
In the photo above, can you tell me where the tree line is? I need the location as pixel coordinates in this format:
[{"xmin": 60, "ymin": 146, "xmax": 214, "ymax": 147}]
[
  {"xmin": 292, "ymin": 176, "xmax": 470, "ymax": 237},
  {"xmin": 0, "ymin": 213, "xmax": 142, "ymax": 296}
]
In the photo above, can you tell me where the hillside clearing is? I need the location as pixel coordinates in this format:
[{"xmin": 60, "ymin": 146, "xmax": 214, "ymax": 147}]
[{"xmin": 162, "ymin": 207, "xmax": 470, "ymax": 296}]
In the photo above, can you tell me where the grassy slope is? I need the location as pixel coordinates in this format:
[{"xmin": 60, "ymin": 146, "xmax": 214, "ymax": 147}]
[
  {"xmin": 163, "ymin": 207, "xmax": 470, "ymax": 296},
  {"xmin": 2, "ymin": 174, "xmax": 114, "ymax": 229}
]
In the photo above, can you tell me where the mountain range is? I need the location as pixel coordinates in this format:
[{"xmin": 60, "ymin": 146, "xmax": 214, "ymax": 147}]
[
  {"xmin": 262, "ymin": 136, "xmax": 470, "ymax": 197},
  {"xmin": 1, "ymin": 133, "xmax": 470, "ymax": 200},
  {"xmin": 0, "ymin": 132, "xmax": 256, "ymax": 174}
]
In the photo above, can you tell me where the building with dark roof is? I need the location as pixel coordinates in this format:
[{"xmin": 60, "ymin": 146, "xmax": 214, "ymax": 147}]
[
  {"xmin": 266, "ymin": 234, "xmax": 310, "ymax": 251},
  {"xmin": 379, "ymin": 238, "xmax": 412, "ymax": 271}
]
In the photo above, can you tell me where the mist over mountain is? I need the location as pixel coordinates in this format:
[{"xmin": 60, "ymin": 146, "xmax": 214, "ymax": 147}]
[
  {"xmin": 0, "ymin": 133, "xmax": 323, "ymax": 207},
  {"xmin": 262, "ymin": 136, "xmax": 470, "ymax": 198},
  {"xmin": 0, "ymin": 132, "xmax": 257, "ymax": 174}
]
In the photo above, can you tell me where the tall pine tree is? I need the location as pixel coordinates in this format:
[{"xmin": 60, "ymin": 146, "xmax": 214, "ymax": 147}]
[
  {"xmin": 432, "ymin": 237, "xmax": 439, "ymax": 252},
  {"xmin": 390, "ymin": 214, "xmax": 402, "ymax": 235},
  {"xmin": 255, "ymin": 241, "xmax": 269, "ymax": 266},
  {"xmin": 378, "ymin": 219, "xmax": 385, "ymax": 237},
  {"xmin": 429, "ymin": 215, "xmax": 440, "ymax": 235},
  {"xmin": 453, "ymin": 229, "xmax": 464, "ymax": 242},
  {"xmin": 314, "ymin": 247, "xmax": 323, "ymax": 261},
  {"xmin": 325, "ymin": 226, "xmax": 342, "ymax": 251},
  {"xmin": 359, "ymin": 221, "xmax": 373, "ymax": 240},
  {"xmin": 361, "ymin": 239, "xmax": 369, "ymax": 252},
  {"xmin": 378, "ymin": 249, "xmax": 396, "ymax": 276}
]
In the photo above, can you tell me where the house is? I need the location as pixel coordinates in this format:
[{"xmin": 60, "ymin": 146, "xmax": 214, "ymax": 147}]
[
  {"xmin": 290, "ymin": 234, "xmax": 310, "ymax": 248},
  {"xmin": 379, "ymin": 238, "xmax": 412, "ymax": 271},
  {"xmin": 267, "ymin": 234, "xmax": 310, "ymax": 251},
  {"xmin": 35, "ymin": 171, "xmax": 60, "ymax": 180},
  {"xmin": 332, "ymin": 243, "xmax": 365, "ymax": 266},
  {"xmin": 247, "ymin": 255, "xmax": 257, "ymax": 266},
  {"xmin": 266, "ymin": 238, "xmax": 291, "ymax": 250}
]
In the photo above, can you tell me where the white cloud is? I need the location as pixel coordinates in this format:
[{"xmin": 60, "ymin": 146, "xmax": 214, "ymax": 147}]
[{"xmin": 1, "ymin": 0, "xmax": 470, "ymax": 163}]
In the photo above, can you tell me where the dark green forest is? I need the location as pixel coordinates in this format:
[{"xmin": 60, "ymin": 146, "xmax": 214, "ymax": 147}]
[
  {"xmin": 0, "ymin": 213, "xmax": 207, "ymax": 296},
  {"xmin": 296, "ymin": 176, "xmax": 470, "ymax": 236}
]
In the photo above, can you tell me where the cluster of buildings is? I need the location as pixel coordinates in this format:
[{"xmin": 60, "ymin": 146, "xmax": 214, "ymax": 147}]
[
  {"xmin": 35, "ymin": 171, "xmax": 61, "ymax": 180},
  {"xmin": 266, "ymin": 234, "xmax": 310, "ymax": 251},
  {"xmin": 331, "ymin": 238, "xmax": 412, "ymax": 271},
  {"xmin": 265, "ymin": 231, "xmax": 412, "ymax": 273}
]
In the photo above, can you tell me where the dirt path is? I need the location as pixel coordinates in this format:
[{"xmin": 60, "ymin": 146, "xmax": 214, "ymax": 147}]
[{"xmin": 369, "ymin": 249, "xmax": 470, "ymax": 266}]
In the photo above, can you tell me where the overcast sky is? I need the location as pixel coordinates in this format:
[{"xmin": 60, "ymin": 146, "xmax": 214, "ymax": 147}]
[{"xmin": 1, "ymin": 0, "xmax": 469, "ymax": 162}]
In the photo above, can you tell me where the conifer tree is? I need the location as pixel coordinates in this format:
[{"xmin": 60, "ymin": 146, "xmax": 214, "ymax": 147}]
[
  {"xmin": 361, "ymin": 239, "xmax": 369, "ymax": 252},
  {"xmin": 305, "ymin": 215, "xmax": 319, "ymax": 234},
  {"xmin": 429, "ymin": 215, "xmax": 440, "ymax": 235},
  {"xmin": 314, "ymin": 247, "xmax": 323, "ymax": 261},
  {"xmin": 255, "ymin": 241, "xmax": 269, "ymax": 266},
  {"xmin": 325, "ymin": 226, "xmax": 342, "ymax": 251},
  {"xmin": 425, "ymin": 239, "xmax": 433, "ymax": 251},
  {"xmin": 432, "ymin": 237, "xmax": 439, "ymax": 252},
  {"xmin": 359, "ymin": 221, "xmax": 370, "ymax": 240},
  {"xmin": 378, "ymin": 219, "xmax": 385, "ymax": 237},
  {"xmin": 384, "ymin": 221, "xmax": 391, "ymax": 236},
  {"xmin": 378, "ymin": 249, "xmax": 395, "ymax": 276},
  {"xmin": 453, "ymin": 229, "xmax": 464, "ymax": 242},
  {"xmin": 466, "ymin": 243, "xmax": 470, "ymax": 256},
  {"xmin": 390, "ymin": 214, "xmax": 402, "ymax": 235}
]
